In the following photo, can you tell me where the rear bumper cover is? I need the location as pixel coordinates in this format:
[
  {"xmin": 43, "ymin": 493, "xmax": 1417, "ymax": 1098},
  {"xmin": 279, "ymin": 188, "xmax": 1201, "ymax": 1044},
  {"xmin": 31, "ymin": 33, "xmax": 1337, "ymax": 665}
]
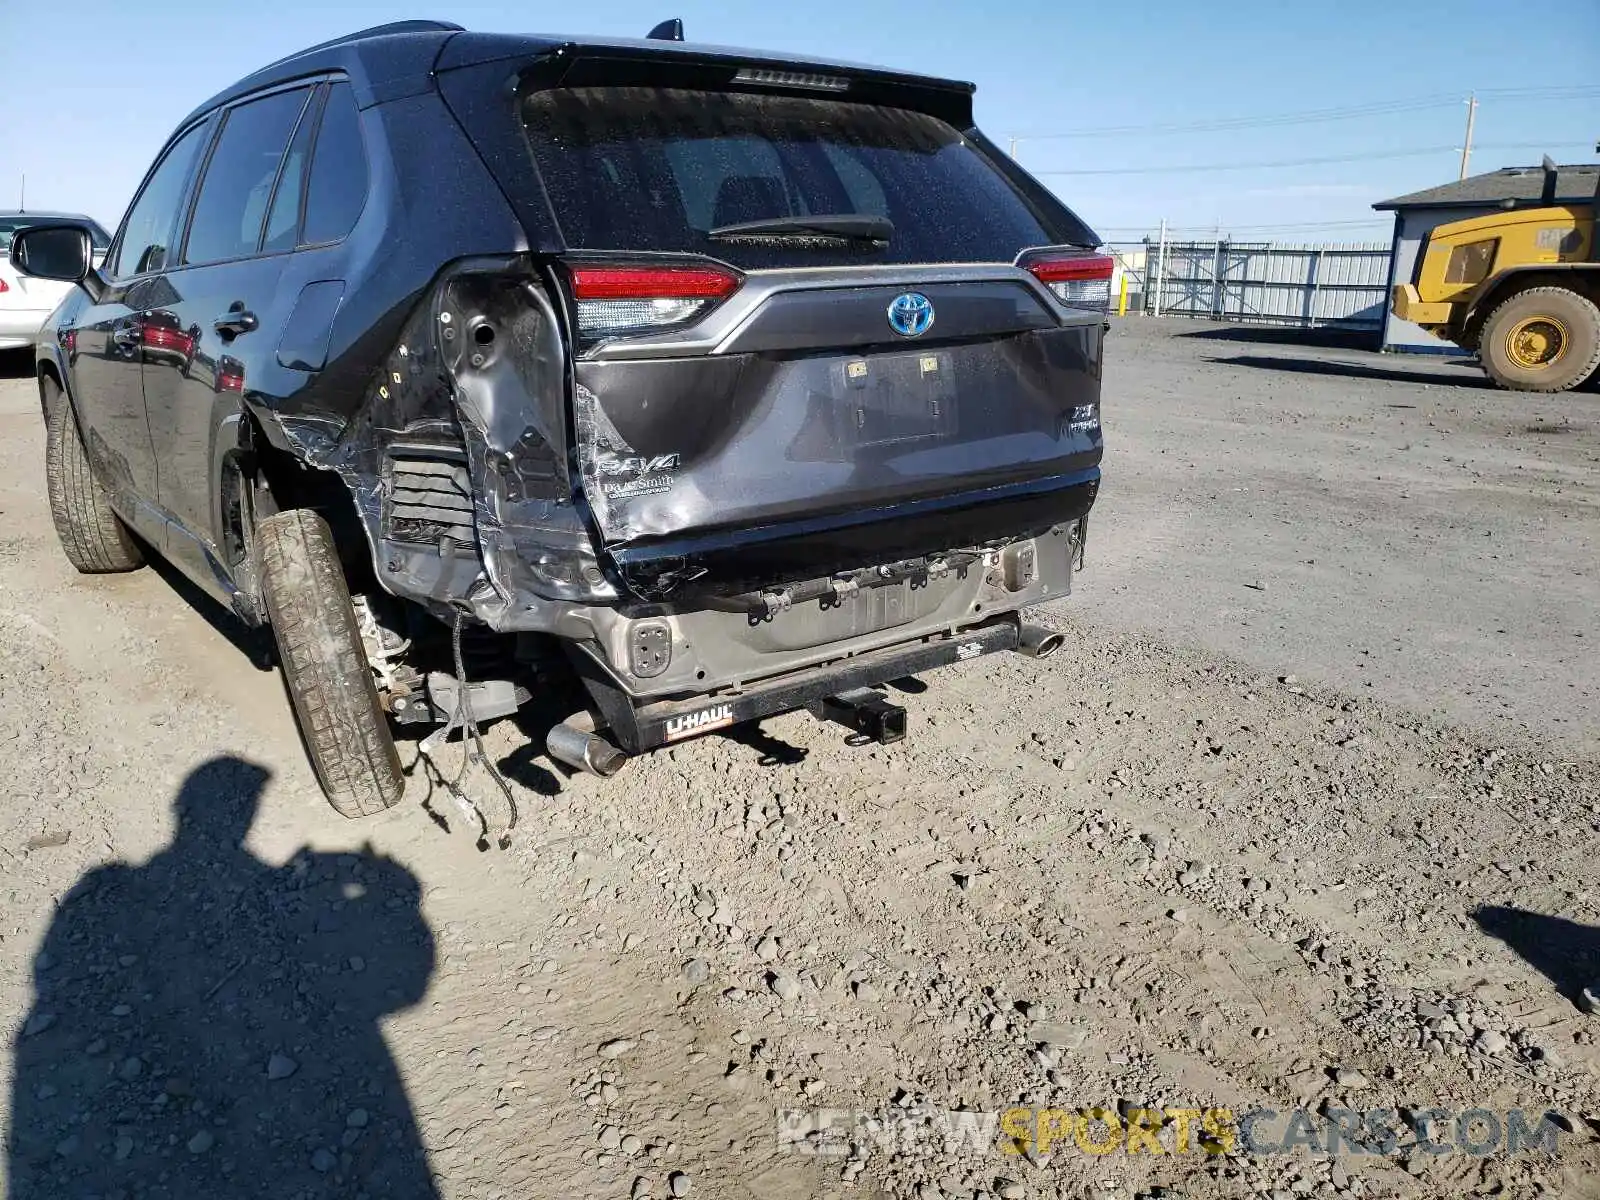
[
  {"xmin": 611, "ymin": 472, "xmax": 1098, "ymax": 598},
  {"xmin": 0, "ymin": 308, "xmax": 52, "ymax": 348}
]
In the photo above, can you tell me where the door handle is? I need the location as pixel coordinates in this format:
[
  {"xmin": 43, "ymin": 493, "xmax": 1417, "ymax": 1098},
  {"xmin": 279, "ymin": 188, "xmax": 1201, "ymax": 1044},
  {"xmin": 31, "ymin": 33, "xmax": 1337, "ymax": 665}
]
[{"xmin": 214, "ymin": 307, "xmax": 259, "ymax": 336}]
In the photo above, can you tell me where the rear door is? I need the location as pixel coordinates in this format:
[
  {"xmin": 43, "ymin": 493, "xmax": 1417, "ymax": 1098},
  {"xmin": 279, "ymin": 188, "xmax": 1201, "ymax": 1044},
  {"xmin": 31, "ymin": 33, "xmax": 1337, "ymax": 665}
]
[{"xmin": 518, "ymin": 84, "xmax": 1106, "ymax": 589}]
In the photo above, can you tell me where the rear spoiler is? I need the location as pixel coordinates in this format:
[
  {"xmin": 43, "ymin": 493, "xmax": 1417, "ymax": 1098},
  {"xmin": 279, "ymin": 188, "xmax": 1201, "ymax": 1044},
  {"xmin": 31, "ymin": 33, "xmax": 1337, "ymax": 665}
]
[{"xmin": 436, "ymin": 33, "xmax": 976, "ymax": 128}]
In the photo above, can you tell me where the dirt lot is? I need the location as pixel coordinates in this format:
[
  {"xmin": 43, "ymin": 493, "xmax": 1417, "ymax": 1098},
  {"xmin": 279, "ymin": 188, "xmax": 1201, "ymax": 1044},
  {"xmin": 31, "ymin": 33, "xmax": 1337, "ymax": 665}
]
[{"xmin": 1, "ymin": 322, "xmax": 1597, "ymax": 1200}]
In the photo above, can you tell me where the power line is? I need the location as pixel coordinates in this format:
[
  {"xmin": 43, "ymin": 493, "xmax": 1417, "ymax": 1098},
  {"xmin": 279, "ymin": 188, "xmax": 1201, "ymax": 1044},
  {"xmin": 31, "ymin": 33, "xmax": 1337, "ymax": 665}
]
[
  {"xmin": 1014, "ymin": 97, "xmax": 1459, "ymax": 140},
  {"xmin": 1007, "ymin": 86, "xmax": 1600, "ymax": 141},
  {"xmin": 1032, "ymin": 142, "xmax": 1565, "ymax": 176},
  {"xmin": 1474, "ymin": 85, "xmax": 1600, "ymax": 99}
]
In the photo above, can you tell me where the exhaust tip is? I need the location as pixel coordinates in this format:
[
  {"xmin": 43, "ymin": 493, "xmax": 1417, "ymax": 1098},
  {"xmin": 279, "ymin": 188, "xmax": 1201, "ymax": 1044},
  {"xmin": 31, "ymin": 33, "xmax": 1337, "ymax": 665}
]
[
  {"xmin": 546, "ymin": 722, "xmax": 628, "ymax": 777},
  {"xmin": 1016, "ymin": 624, "xmax": 1065, "ymax": 660}
]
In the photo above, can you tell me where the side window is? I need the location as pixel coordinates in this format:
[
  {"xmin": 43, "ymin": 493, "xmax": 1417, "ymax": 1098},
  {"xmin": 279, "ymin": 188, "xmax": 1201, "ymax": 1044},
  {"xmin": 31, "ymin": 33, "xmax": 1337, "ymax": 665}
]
[
  {"xmin": 262, "ymin": 92, "xmax": 320, "ymax": 253},
  {"xmin": 301, "ymin": 83, "xmax": 369, "ymax": 245},
  {"xmin": 184, "ymin": 88, "xmax": 310, "ymax": 267},
  {"xmin": 109, "ymin": 123, "xmax": 208, "ymax": 279}
]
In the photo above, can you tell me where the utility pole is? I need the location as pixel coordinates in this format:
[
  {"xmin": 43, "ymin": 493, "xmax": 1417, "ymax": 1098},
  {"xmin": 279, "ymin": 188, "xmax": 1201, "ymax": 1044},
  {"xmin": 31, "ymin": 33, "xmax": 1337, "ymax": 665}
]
[
  {"xmin": 1153, "ymin": 218, "xmax": 1168, "ymax": 319},
  {"xmin": 18, "ymin": 173, "xmax": 24, "ymax": 211},
  {"xmin": 1458, "ymin": 94, "xmax": 1478, "ymax": 181},
  {"xmin": 1007, "ymin": 137, "xmax": 1018, "ymax": 159}
]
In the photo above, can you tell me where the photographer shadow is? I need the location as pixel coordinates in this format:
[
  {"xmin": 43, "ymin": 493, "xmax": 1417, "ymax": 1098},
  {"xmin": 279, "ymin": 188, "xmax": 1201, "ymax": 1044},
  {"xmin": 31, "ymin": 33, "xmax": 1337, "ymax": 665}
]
[
  {"xmin": 1473, "ymin": 905, "xmax": 1600, "ymax": 1007},
  {"xmin": 7, "ymin": 756, "xmax": 441, "ymax": 1199}
]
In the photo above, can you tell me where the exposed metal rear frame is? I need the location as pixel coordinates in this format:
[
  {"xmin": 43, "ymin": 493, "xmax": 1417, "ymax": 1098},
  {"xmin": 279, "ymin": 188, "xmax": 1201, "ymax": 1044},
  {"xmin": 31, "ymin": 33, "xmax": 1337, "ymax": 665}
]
[{"xmin": 601, "ymin": 614, "xmax": 1024, "ymax": 753}]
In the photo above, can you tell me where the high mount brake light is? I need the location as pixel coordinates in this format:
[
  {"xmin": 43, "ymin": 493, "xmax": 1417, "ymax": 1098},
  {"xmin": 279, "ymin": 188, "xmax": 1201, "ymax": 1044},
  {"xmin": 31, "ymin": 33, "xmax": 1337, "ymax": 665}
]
[
  {"xmin": 1022, "ymin": 252, "xmax": 1116, "ymax": 314},
  {"xmin": 732, "ymin": 67, "xmax": 850, "ymax": 92},
  {"xmin": 568, "ymin": 263, "xmax": 742, "ymax": 339}
]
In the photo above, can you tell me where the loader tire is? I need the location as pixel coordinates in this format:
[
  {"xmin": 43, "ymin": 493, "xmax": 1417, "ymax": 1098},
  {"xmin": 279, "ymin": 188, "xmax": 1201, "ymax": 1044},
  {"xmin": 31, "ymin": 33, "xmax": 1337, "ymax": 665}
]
[
  {"xmin": 43, "ymin": 379, "xmax": 144, "ymax": 573},
  {"xmin": 257, "ymin": 508, "xmax": 404, "ymax": 818},
  {"xmin": 1480, "ymin": 286, "xmax": 1600, "ymax": 394}
]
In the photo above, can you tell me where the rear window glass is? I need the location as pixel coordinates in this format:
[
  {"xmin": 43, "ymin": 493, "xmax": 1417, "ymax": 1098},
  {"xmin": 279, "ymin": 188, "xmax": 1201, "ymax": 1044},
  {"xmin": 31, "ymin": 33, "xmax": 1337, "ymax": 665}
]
[{"xmin": 521, "ymin": 88, "xmax": 1058, "ymax": 268}]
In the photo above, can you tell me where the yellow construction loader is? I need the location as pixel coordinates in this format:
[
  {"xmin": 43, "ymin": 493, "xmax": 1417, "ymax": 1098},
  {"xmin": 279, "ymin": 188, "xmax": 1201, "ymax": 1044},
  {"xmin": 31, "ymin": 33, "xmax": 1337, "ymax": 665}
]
[{"xmin": 1391, "ymin": 158, "xmax": 1598, "ymax": 392}]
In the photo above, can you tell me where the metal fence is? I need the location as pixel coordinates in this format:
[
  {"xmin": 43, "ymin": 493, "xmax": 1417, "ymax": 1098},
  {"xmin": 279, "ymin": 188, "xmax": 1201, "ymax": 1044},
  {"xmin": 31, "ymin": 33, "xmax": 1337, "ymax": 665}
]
[{"xmin": 1106, "ymin": 238, "xmax": 1393, "ymax": 330}]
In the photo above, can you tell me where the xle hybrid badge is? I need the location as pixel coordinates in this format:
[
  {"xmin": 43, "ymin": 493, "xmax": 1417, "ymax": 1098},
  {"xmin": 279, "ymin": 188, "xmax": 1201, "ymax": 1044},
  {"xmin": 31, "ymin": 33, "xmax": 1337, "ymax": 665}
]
[{"xmin": 887, "ymin": 292, "xmax": 935, "ymax": 338}]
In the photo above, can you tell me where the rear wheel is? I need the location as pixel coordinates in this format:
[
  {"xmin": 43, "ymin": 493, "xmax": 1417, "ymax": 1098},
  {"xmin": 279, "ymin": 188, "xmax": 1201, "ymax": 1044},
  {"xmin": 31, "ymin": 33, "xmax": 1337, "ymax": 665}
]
[
  {"xmin": 42, "ymin": 379, "xmax": 144, "ymax": 573},
  {"xmin": 1480, "ymin": 286, "xmax": 1600, "ymax": 394},
  {"xmin": 257, "ymin": 507, "xmax": 404, "ymax": 818}
]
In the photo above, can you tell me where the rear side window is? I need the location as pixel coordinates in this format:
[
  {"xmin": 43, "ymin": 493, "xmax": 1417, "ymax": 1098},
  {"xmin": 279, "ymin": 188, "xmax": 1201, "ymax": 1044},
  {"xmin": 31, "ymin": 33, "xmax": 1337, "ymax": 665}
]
[
  {"xmin": 109, "ymin": 122, "xmax": 208, "ymax": 278},
  {"xmin": 301, "ymin": 83, "xmax": 369, "ymax": 245},
  {"xmin": 522, "ymin": 88, "xmax": 1059, "ymax": 268},
  {"xmin": 262, "ymin": 93, "xmax": 318, "ymax": 253},
  {"xmin": 184, "ymin": 88, "xmax": 311, "ymax": 266}
]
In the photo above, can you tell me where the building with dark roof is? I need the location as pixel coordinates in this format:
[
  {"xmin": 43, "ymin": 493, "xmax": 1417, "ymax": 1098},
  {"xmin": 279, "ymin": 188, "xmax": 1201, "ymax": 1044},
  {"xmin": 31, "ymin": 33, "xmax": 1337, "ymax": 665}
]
[{"xmin": 1373, "ymin": 163, "xmax": 1599, "ymax": 353}]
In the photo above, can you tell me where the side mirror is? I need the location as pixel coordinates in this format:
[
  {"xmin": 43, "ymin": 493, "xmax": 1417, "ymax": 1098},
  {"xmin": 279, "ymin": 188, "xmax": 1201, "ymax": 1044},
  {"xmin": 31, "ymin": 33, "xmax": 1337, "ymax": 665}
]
[{"xmin": 10, "ymin": 222, "xmax": 100, "ymax": 292}]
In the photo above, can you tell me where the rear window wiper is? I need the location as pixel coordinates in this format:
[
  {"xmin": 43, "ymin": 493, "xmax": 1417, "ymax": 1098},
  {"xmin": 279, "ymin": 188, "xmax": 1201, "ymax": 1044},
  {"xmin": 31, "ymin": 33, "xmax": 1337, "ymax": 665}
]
[{"xmin": 707, "ymin": 214, "xmax": 893, "ymax": 243}]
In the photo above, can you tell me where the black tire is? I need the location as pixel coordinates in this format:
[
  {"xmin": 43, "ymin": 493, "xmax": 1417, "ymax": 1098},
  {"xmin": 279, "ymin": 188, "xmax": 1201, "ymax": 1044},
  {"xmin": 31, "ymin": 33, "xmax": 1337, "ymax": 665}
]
[
  {"xmin": 257, "ymin": 508, "xmax": 404, "ymax": 818},
  {"xmin": 43, "ymin": 380, "xmax": 144, "ymax": 573},
  {"xmin": 1480, "ymin": 286, "xmax": 1600, "ymax": 394}
]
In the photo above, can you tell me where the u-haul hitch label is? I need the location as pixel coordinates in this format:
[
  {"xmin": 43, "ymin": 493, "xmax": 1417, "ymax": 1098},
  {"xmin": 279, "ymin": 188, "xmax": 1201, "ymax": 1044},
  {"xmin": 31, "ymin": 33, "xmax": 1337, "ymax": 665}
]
[{"xmin": 664, "ymin": 702, "xmax": 736, "ymax": 742}]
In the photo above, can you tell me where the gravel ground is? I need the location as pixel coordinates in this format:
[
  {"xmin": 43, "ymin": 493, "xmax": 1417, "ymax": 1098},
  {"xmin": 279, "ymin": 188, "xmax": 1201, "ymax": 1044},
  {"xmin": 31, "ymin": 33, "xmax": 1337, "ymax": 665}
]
[{"xmin": 1, "ymin": 324, "xmax": 1597, "ymax": 1200}]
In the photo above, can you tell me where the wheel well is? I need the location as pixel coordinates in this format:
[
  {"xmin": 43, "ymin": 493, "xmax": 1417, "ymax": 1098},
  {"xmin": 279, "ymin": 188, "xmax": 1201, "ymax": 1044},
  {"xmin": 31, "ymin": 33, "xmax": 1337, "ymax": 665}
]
[
  {"xmin": 1465, "ymin": 269, "xmax": 1600, "ymax": 345},
  {"xmin": 233, "ymin": 413, "xmax": 378, "ymax": 594},
  {"xmin": 36, "ymin": 361, "xmax": 64, "ymax": 422}
]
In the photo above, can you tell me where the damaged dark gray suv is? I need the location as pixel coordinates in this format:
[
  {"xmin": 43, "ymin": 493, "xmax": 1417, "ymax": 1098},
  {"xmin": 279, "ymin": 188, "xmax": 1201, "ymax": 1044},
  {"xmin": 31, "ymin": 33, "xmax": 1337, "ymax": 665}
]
[{"xmin": 13, "ymin": 19, "xmax": 1107, "ymax": 819}]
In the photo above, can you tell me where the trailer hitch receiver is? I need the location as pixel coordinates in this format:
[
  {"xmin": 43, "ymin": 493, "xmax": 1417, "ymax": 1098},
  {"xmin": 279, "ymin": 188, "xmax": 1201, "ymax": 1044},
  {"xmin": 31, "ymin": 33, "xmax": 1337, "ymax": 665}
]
[{"xmin": 812, "ymin": 688, "xmax": 908, "ymax": 745}]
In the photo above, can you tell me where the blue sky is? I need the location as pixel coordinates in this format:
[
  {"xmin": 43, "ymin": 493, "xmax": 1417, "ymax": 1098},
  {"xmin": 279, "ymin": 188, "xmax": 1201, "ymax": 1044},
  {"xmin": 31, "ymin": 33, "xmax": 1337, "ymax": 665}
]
[{"xmin": 3, "ymin": 0, "xmax": 1596, "ymax": 245}]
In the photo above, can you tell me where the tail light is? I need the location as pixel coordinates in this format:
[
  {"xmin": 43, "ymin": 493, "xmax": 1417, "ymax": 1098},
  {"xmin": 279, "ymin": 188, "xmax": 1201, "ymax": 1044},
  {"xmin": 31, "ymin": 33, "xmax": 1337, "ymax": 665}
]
[
  {"xmin": 0, "ymin": 278, "xmax": 9, "ymax": 293},
  {"xmin": 1020, "ymin": 250, "xmax": 1115, "ymax": 314},
  {"xmin": 567, "ymin": 261, "xmax": 742, "ymax": 340}
]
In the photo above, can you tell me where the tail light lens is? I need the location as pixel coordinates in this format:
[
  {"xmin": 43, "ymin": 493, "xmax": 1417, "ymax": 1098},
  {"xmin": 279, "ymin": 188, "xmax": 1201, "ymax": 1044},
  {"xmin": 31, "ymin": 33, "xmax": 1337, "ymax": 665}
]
[
  {"xmin": 567, "ymin": 262, "xmax": 742, "ymax": 340},
  {"xmin": 0, "ymin": 278, "xmax": 9, "ymax": 293},
  {"xmin": 1021, "ymin": 251, "xmax": 1115, "ymax": 314}
]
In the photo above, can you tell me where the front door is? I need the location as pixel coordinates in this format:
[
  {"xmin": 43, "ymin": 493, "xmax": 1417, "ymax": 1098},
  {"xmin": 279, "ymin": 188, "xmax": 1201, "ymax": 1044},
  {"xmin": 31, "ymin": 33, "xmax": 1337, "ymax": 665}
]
[
  {"xmin": 64, "ymin": 282, "xmax": 156, "ymax": 503},
  {"xmin": 66, "ymin": 119, "xmax": 211, "ymax": 508}
]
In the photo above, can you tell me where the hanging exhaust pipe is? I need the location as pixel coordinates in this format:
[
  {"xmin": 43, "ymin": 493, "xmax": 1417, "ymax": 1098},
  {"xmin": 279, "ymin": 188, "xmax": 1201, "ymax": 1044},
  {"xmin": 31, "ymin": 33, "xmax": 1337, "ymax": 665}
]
[
  {"xmin": 546, "ymin": 719, "xmax": 628, "ymax": 777},
  {"xmin": 1015, "ymin": 623, "xmax": 1065, "ymax": 659}
]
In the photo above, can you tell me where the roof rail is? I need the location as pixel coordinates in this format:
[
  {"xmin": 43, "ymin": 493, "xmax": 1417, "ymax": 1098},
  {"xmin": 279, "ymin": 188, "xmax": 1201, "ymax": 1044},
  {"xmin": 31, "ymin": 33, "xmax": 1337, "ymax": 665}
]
[{"xmin": 255, "ymin": 19, "xmax": 465, "ymax": 74}]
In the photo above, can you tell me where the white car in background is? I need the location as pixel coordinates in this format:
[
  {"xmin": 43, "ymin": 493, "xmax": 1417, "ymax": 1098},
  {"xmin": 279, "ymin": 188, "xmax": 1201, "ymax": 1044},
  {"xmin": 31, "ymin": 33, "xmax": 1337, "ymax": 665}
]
[{"xmin": 0, "ymin": 211, "xmax": 112, "ymax": 349}]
